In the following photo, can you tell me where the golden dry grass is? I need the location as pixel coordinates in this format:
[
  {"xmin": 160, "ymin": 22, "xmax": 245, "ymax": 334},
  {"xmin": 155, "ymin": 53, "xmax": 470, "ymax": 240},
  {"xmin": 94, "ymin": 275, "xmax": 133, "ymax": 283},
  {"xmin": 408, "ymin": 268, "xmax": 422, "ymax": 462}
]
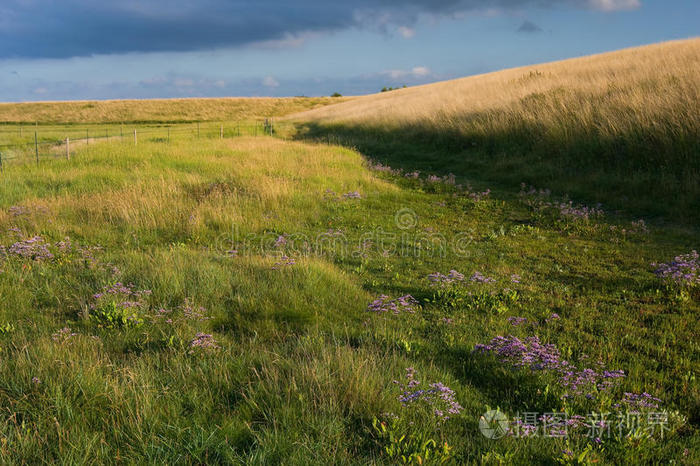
[
  {"xmin": 0, "ymin": 96, "xmax": 350, "ymax": 124},
  {"xmin": 292, "ymin": 38, "xmax": 699, "ymax": 131},
  {"xmin": 291, "ymin": 38, "xmax": 700, "ymax": 222}
]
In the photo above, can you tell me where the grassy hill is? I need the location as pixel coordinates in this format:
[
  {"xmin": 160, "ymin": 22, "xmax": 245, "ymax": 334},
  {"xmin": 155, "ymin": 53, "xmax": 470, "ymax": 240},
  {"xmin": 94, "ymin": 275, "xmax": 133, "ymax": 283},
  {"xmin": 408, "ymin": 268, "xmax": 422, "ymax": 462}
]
[
  {"xmin": 0, "ymin": 41, "xmax": 698, "ymax": 464},
  {"xmin": 292, "ymin": 39, "xmax": 700, "ymax": 223},
  {"xmin": 0, "ymin": 96, "xmax": 349, "ymax": 124}
]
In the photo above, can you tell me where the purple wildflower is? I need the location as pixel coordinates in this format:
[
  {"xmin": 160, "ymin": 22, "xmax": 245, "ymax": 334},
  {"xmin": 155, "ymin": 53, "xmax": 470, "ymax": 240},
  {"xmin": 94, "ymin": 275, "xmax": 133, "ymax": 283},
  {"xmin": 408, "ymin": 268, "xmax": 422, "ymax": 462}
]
[
  {"xmin": 367, "ymin": 295, "xmax": 419, "ymax": 315},
  {"xmin": 188, "ymin": 333, "xmax": 220, "ymax": 353},
  {"xmin": 475, "ymin": 335, "xmax": 626, "ymax": 398},
  {"xmin": 395, "ymin": 368, "xmax": 463, "ymax": 422},
  {"xmin": 180, "ymin": 299, "xmax": 210, "ymax": 321},
  {"xmin": 272, "ymin": 255, "xmax": 296, "ymax": 269},
  {"xmin": 617, "ymin": 392, "xmax": 662, "ymax": 410},
  {"xmin": 652, "ymin": 250, "xmax": 700, "ymax": 286},
  {"xmin": 343, "ymin": 191, "xmax": 362, "ymax": 199},
  {"xmin": 470, "ymin": 271, "xmax": 496, "ymax": 284},
  {"xmin": 52, "ymin": 327, "xmax": 77, "ymax": 342},
  {"xmin": 8, "ymin": 236, "xmax": 54, "ymax": 261},
  {"xmin": 507, "ymin": 316, "xmax": 528, "ymax": 326},
  {"xmin": 428, "ymin": 270, "xmax": 465, "ymax": 286},
  {"xmin": 469, "ymin": 189, "xmax": 491, "ymax": 201}
]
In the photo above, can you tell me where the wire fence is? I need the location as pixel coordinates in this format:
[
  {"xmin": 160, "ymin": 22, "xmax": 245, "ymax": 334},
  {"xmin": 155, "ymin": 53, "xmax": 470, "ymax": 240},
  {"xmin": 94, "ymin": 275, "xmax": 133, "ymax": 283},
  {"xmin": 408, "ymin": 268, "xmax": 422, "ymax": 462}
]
[{"xmin": 0, "ymin": 119, "xmax": 292, "ymax": 172}]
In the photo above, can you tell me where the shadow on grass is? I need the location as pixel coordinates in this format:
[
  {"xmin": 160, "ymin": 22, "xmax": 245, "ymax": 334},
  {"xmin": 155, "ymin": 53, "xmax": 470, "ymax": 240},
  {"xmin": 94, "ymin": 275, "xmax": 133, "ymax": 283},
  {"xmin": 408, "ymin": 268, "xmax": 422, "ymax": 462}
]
[{"xmin": 293, "ymin": 121, "xmax": 700, "ymax": 226}]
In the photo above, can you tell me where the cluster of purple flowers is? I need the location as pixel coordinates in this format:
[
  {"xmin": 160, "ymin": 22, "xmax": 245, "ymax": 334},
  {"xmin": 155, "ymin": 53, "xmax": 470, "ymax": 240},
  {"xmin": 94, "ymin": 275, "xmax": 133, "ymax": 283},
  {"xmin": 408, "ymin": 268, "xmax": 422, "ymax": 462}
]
[
  {"xmin": 272, "ymin": 255, "xmax": 296, "ymax": 269},
  {"xmin": 274, "ymin": 235, "xmax": 287, "ymax": 248},
  {"xmin": 507, "ymin": 316, "xmax": 528, "ymax": 326},
  {"xmin": 188, "ymin": 333, "xmax": 220, "ymax": 353},
  {"xmin": 652, "ymin": 250, "xmax": 699, "ymax": 286},
  {"xmin": 519, "ymin": 183, "xmax": 604, "ymax": 221},
  {"xmin": 180, "ymin": 298, "xmax": 210, "ymax": 321},
  {"xmin": 610, "ymin": 219, "xmax": 649, "ymax": 236},
  {"xmin": 52, "ymin": 327, "xmax": 78, "ymax": 342},
  {"xmin": 615, "ymin": 392, "xmax": 663, "ymax": 410},
  {"xmin": 6, "ymin": 236, "xmax": 55, "ymax": 261},
  {"xmin": 468, "ymin": 189, "xmax": 491, "ymax": 202},
  {"xmin": 93, "ymin": 282, "xmax": 151, "ymax": 301},
  {"xmin": 343, "ymin": 191, "xmax": 362, "ymax": 199},
  {"xmin": 470, "ymin": 271, "xmax": 496, "ymax": 284},
  {"xmin": 8, "ymin": 205, "xmax": 30, "ymax": 217},
  {"xmin": 394, "ymin": 367, "xmax": 463, "ymax": 422},
  {"xmin": 371, "ymin": 163, "xmax": 401, "ymax": 175},
  {"xmin": 557, "ymin": 201, "xmax": 604, "ymax": 221},
  {"xmin": 427, "ymin": 270, "xmax": 465, "ymax": 285},
  {"xmin": 92, "ymin": 283, "xmax": 151, "ymax": 314},
  {"xmin": 427, "ymin": 174, "xmax": 457, "ymax": 185},
  {"xmin": 474, "ymin": 335, "xmax": 627, "ymax": 399},
  {"xmin": 367, "ymin": 295, "xmax": 419, "ymax": 315}
]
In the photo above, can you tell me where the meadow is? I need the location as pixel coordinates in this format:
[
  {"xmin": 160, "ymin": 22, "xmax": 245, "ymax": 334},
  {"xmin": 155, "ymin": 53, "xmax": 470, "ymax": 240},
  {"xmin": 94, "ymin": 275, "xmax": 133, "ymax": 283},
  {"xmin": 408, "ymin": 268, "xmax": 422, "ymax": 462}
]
[
  {"xmin": 0, "ymin": 40, "xmax": 698, "ymax": 464},
  {"xmin": 0, "ymin": 96, "xmax": 347, "ymax": 124},
  {"xmin": 292, "ymin": 39, "xmax": 700, "ymax": 224}
]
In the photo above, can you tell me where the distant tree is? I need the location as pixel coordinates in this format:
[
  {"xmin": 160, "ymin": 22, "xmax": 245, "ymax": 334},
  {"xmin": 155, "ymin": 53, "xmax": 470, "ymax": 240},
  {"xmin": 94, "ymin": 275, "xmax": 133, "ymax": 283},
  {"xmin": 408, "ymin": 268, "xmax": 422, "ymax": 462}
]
[
  {"xmin": 381, "ymin": 86, "xmax": 407, "ymax": 93},
  {"xmin": 331, "ymin": 92, "xmax": 343, "ymax": 97}
]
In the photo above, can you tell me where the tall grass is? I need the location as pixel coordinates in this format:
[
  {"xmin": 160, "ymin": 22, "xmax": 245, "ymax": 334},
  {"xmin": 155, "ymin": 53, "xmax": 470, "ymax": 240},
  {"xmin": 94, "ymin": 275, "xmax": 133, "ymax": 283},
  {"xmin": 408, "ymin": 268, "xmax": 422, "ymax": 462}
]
[
  {"xmin": 0, "ymin": 96, "xmax": 349, "ymax": 124},
  {"xmin": 0, "ymin": 134, "xmax": 698, "ymax": 463},
  {"xmin": 292, "ymin": 39, "xmax": 700, "ymax": 223}
]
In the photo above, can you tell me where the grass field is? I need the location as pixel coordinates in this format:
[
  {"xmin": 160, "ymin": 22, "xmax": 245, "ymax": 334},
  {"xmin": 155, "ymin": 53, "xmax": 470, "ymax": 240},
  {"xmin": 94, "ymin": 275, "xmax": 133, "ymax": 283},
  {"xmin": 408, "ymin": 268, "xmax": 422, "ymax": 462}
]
[
  {"xmin": 0, "ymin": 96, "xmax": 348, "ymax": 124},
  {"xmin": 0, "ymin": 41, "xmax": 698, "ymax": 464},
  {"xmin": 292, "ymin": 39, "xmax": 700, "ymax": 224}
]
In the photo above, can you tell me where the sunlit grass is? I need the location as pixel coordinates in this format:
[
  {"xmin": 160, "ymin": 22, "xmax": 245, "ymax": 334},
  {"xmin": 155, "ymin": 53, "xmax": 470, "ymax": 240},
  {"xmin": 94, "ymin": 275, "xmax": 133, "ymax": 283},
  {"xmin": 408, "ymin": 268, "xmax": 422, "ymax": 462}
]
[{"xmin": 0, "ymin": 133, "xmax": 697, "ymax": 463}]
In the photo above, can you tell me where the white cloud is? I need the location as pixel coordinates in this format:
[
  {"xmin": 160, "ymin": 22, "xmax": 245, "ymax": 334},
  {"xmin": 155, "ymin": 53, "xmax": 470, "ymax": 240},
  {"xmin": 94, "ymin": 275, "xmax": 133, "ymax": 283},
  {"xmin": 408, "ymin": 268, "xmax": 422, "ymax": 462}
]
[
  {"xmin": 411, "ymin": 66, "xmax": 430, "ymax": 77},
  {"xmin": 382, "ymin": 66, "xmax": 432, "ymax": 80},
  {"xmin": 262, "ymin": 76, "xmax": 280, "ymax": 88},
  {"xmin": 588, "ymin": 0, "xmax": 641, "ymax": 11},
  {"xmin": 397, "ymin": 26, "xmax": 415, "ymax": 39}
]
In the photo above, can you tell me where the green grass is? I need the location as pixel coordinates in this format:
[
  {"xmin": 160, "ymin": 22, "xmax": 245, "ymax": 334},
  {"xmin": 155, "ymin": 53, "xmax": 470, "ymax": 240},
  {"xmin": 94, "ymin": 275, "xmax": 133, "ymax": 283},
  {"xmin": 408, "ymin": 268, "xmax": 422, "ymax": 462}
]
[{"xmin": 0, "ymin": 134, "xmax": 698, "ymax": 464}]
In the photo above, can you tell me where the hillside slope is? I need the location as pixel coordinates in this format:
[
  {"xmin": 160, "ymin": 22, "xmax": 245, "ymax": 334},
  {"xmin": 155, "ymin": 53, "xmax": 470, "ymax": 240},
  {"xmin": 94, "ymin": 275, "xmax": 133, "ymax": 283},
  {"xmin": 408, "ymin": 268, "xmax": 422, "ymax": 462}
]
[
  {"xmin": 0, "ymin": 96, "xmax": 349, "ymax": 124},
  {"xmin": 293, "ymin": 39, "xmax": 700, "ymax": 223}
]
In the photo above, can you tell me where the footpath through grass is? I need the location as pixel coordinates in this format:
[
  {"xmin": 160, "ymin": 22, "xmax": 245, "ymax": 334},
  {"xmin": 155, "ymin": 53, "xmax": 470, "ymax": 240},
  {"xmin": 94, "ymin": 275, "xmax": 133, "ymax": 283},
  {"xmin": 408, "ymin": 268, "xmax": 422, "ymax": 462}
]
[{"xmin": 0, "ymin": 135, "xmax": 698, "ymax": 464}]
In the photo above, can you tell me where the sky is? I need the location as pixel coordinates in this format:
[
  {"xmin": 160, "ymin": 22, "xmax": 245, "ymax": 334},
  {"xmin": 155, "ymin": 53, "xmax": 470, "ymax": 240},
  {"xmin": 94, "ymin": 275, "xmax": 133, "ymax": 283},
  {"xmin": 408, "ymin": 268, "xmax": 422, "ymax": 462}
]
[{"xmin": 0, "ymin": 0, "xmax": 697, "ymax": 101}]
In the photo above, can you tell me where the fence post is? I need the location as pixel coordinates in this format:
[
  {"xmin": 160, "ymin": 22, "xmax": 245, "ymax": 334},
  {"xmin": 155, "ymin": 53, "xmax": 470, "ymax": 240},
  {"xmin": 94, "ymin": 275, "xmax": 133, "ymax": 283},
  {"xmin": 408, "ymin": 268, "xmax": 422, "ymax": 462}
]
[
  {"xmin": 66, "ymin": 137, "xmax": 70, "ymax": 160},
  {"xmin": 0, "ymin": 151, "xmax": 3, "ymax": 174},
  {"xmin": 34, "ymin": 131, "xmax": 39, "ymax": 165},
  {"xmin": 120, "ymin": 124, "xmax": 123, "ymax": 141},
  {"xmin": 220, "ymin": 124, "xmax": 223, "ymax": 139},
  {"xmin": 86, "ymin": 129, "xmax": 89, "ymax": 145},
  {"xmin": 134, "ymin": 129, "xmax": 137, "ymax": 146},
  {"xmin": 197, "ymin": 122, "xmax": 200, "ymax": 138}
]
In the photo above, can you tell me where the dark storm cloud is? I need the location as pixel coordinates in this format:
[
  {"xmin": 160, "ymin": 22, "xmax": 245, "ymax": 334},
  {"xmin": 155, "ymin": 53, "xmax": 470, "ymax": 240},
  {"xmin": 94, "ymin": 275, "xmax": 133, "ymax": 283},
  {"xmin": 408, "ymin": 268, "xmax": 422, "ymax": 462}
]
[{"xmin": 0, "ymin": 1, "xmax": 638, "ymax": 59}]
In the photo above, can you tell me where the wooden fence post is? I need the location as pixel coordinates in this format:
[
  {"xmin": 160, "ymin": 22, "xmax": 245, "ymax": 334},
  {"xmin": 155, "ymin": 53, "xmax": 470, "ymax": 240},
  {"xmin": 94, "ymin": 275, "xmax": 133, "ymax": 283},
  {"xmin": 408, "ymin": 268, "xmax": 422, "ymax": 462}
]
[
  {"xmin": 220, "ymin": 124, "xmax": 223, "ymax": 139},
  {"xmin": 197, "ymin": 122, "xmax": 200, "ymax": 138},
  {"xmin": 34, "ymin": 131, "xmax": 39, "ymax": 165},
  {"xmin": 0, "ymin": 151, "xmax": 3, "ymax": 174},
  {"xmin": 134, "ymin": 129, "xmax": 137, "ymax": 146},
  {"xmin": 86, "ymin": 129, "xmax": 89, "ymax": 145},
  {"xmin": 66, "ymin": 137, "xmax": 70, "ymax": 160}
]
